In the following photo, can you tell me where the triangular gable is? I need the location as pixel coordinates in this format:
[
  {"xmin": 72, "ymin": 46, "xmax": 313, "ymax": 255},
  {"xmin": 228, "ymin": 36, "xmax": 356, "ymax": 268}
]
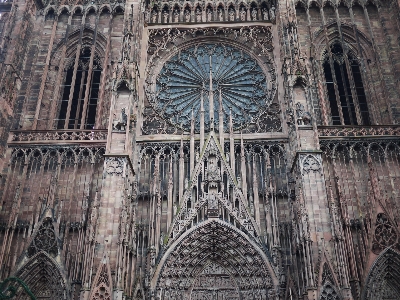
[
  {"xmin": 318, "ymin": 248, "xmax": 341, "ymax": 289},
  {"xmin": 89, "ymin": 251, "xmax": 113, "ymax": 300},
  {"xmin": 132, "ymin": 274, "xmax": 146, "ymax": 300},
  {"xmin": 166, "ymin": 132, "xmax": 259, "ymax": 246},
  {"xmin": 25, "ymin": 208, "xmax": 60, "ymax": 259}
]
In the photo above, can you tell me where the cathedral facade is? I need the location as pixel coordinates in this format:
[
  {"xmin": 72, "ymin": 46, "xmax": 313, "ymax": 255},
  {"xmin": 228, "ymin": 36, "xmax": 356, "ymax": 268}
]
[{"xmin": 0, "ymin": 0, "xmax": 400, "ymax": 298}]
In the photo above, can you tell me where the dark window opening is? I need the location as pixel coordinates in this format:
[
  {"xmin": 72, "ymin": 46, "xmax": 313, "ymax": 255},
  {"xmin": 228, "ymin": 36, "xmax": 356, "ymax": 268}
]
[
  {"xmin": 57, "ymin": 48, "xmax": 102, "ymax": 129},
  {"xmin": 323, "ymin": 43, "xmax": 371, "ymax": 125}
]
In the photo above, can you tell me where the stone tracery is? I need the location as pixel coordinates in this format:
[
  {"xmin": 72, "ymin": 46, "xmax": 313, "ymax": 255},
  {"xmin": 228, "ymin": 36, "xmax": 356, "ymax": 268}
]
[
  {"xmin": 0, "ymin": 0, "xmax": 400, "ymax": 299},
  {"xmin": 364, "ymin": 248, "xmax": 400, "ymax": 300},
  {"xmin": 144, "ymin": 26, "xmax": 278, "ymax": 135},
  {"xmin": 27, "ymin": 217, "xmax": 58, "ymax": 258},
  {"xmin": 167, "ymin": 135, "xmax": 260, "ymax": 244},
  {"xmin": 14, "ymin": 252, "xmax": 67, "ymax": 300},
  {"xmin": 153, "ymin": 220, "xmax": 277, "ymax": 299},
  {"xmin": 153, "ymin": 43, "xmax": 270, "ymax": 132}
]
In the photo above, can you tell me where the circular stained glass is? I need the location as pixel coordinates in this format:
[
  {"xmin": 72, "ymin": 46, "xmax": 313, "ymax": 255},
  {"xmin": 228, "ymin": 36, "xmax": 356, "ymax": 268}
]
[{"xmin": 152, "ymin": 43, "xmax": 271, "ymax": 132}]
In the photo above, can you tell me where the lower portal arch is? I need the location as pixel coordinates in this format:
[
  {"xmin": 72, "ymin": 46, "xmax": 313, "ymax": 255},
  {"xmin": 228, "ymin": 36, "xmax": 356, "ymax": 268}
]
[
  {"xmin": 363, "ymin": 247, "xmax": 400, "ymax": 300},
  {"xmin": 151, "ymin": 219, "xmax": 279, "ymax": 299}
]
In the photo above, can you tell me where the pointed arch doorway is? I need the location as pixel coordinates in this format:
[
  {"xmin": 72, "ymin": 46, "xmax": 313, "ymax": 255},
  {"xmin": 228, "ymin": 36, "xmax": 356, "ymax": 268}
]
[
  {"xmin": 151, "ymin": 219, "xmax": 279, "ymax": 300},
  {"xmin": 363, "ymin": 248, "xmax": 400, "ymax": 300}
]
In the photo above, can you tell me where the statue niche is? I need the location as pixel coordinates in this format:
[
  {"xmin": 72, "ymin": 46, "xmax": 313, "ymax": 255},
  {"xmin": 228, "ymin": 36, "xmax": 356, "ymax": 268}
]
[{"xmin": 204, "ymin": 154, "xmax": 222, "ymax": 217}]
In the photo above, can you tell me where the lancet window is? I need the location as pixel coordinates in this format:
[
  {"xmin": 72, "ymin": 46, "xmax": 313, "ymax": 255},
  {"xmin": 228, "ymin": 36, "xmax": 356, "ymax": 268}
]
[
  {"xmin": 322, "ymin": 43, "xmax": 370, "ymax": 125},
  {"xmin": 56, "ymin": 47, "xmax": 102, "ymax": 129}
]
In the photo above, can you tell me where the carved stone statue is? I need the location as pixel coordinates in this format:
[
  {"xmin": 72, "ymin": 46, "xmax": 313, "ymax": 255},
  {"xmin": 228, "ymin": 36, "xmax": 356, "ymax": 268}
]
[
  {"xmin": 269, "ymin": 5, "xmax": 276, "ymax": 21},
  {"xmin": 196, "ymin": 8, "xmax": 202, "ymax": 22},
  {"xmin": 163, "ymin": 11, "xmax": 169, "ymax": 23},
  {"xmin": 228, "ymin": 8, "xmax": 235, "ymax": 21},
  {"xmin": 252, "ymin": 8, "xmax": 257, "ymax": 21},
  {"xmin": 173, "ymin": 9, "xmax": 179, "ymax": 22},
  {"xmin": 262, "ymin": 8, "xmax": 269, "ymax": 20},
  {"xmin": 206, "ymin": 8, "xmax": 212, "ymax": 21},
  {"xmin": 218, "ymin": 8, "xmax": 223, "ymax": 21},
  {"xmin": 206, "ymin": 160, "xmax": 221, "ymax": 182},
  {"xmin": 151, "ymin": 10, "xmax": 157, "ymax": 23},
  {"xmin": 122, "ymin": 34, "xmax": 131, "ymax": 61},
  {"xmin": 240, "ymin": 8, "xmax": 246, "ymax": 21},
  {"xmin": 208, "ymin": 192, "xmax": 218, "ymax": 209},
  {"xmin": 144, "ymin": 9, "xmax": 150, "ymax": 22},
  {"xmin": 184, "ymin": 10, "xmax": 191, "ymax": 22},
  {"xmin": 184, "ymin": 178, "xmax": 189, "ymax": 189},
  {"xmin": 295, "ymin": 102, "xmax": 311, "ymax": 125},
  {"xmin": 160, "ymin": 231, "xmax": 164, "ymax": 246},
  {"xmin": 113, "ymin": 107, "xmax": 128, "ymax": 131}
]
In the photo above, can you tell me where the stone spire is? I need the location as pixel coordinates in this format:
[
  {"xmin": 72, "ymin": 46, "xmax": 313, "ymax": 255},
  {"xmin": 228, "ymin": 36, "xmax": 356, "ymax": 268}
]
[{"xmin": 208, "ymin": 56, "xmax": 214, "ymax": 131}]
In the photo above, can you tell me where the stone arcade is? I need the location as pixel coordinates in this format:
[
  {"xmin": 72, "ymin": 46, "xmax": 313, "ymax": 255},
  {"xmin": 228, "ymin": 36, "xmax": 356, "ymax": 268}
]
[{"xmin": 0, "ymin": 0, "xmax": 400, "ymax": 299}]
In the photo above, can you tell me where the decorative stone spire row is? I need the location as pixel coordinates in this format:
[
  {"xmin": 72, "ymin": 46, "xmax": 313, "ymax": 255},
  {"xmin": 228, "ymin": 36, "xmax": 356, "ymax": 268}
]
[
  {"xmin": 209, "ymin": 55, "xmax": 214, "ymax": 131},
  {"xmin": 200, "ymin": 86, "xmax": 205, "ymax": 151},
  {"xmin": 219, "ymin": 88, "xmax": 224, "ymax": 150}
]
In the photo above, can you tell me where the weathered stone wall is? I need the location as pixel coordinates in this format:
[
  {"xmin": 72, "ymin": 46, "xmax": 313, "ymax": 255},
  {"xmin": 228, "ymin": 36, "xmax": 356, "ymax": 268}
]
[{"xmin": 0, "ymin": 0, "xmax": 400, "ymax": 299}]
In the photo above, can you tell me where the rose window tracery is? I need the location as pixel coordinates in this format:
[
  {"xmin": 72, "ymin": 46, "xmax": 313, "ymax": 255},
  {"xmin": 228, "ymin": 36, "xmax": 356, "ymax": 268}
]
[
  {"xmin": 372, "ymin": 213, "xmax": 399, "ymax": 254},
  {"xmin": 27, "ymin": 217, "xmax": 58, "ymax": 258},
  {"xmin": 152, "ymin": 43, "xmax": 272, "ymax": 132}
]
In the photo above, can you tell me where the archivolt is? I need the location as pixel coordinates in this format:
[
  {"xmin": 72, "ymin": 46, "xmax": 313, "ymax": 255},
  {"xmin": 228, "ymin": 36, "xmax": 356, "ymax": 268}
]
[
  {"xmin": 14, "ymin": 251, "xmax": 67, "ymax": 299},
  {"xmin": 151, "ymin": 219, "xmax": 278, "ymax": 299},
  {"xmin": 50, "ymin": 27, "xmax": 107, "ymax": 66},
  {"xmin": 313, "ymin": 22, "xmax": 373, "ymax": 61},
  {"xmin": 363, "ymin": 248, "xmax": 400, "ymax": 300}
]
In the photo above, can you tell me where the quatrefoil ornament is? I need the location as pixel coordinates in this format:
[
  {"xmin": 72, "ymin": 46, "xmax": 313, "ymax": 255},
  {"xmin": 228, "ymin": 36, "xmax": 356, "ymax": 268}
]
[{"xmin": 106, "ymin": 158, "xmax": 123, "ymax": 175}]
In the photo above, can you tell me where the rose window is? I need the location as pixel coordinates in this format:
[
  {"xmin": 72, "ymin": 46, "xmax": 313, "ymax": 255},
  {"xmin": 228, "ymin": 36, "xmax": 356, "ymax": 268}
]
[{"xmin": 151, "ymin": 43, "xmax": 272, "ymax": 132}]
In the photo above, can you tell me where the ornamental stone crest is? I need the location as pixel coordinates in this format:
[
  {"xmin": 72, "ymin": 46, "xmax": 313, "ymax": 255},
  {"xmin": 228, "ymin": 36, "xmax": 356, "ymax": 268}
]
[
  {"xmin": 105, "ymin": 157, "xmax": 125, "ymax": 175},
  {"xmin": 300, "ymin": 154, "xmax": 322, "ymax": 174}
]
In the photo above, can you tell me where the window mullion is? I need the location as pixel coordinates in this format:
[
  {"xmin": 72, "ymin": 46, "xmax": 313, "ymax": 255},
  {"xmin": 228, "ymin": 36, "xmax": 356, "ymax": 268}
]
[
  {"xmin": 318, "ymin": 61, "xmax": 332, "ymax": 125},
  {"xmin": 338, "ymin": 61, "xmax": 355, "ymax": 125},
  {"xmin": 64, "ymin": 48, "xmax": 82, "ymax": 130},
  {"xmin": 328, "ymin": 57, "xmax": 345, "ymax": 125},
  {"xmin": 74, "ymin": 68, "xmax": 87, "ymax": 129},
  {"xmin": 344, "ymin": 55, "xmax": 362, "ymax": 125},
  {"xmin": 80, "ymin": 47, "xmax": 96, "ymax": 129}
]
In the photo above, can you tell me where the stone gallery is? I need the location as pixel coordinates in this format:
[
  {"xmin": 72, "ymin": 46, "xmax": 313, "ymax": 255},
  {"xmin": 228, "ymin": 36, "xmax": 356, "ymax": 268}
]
[{"xmin": 0, "ymin": 0, "xmax": 400, "ymax": 298}]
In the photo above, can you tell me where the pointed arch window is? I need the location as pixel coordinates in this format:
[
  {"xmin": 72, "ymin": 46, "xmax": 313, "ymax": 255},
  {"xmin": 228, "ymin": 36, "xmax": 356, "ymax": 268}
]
[
  {"xmin": 57, "ymin": 47, "xmax": 102, "ymax": 129},
  {"xmin": 323, "ymin": 43, "xmax": 370, "ymax": 125}
]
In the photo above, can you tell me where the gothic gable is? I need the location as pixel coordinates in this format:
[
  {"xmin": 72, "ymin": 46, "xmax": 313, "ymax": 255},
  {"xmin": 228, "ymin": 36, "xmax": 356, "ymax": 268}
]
[
  {"xmin": 89, "ymin": 252, "xmax": 113, "ymax": 300},
  {"xmin": 167, "ymin": 133, "xmax": 259, "ymax": 246},
  {"xmin": 27, "ymin": 216, "xmax": 58, "ymax": 258}
]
